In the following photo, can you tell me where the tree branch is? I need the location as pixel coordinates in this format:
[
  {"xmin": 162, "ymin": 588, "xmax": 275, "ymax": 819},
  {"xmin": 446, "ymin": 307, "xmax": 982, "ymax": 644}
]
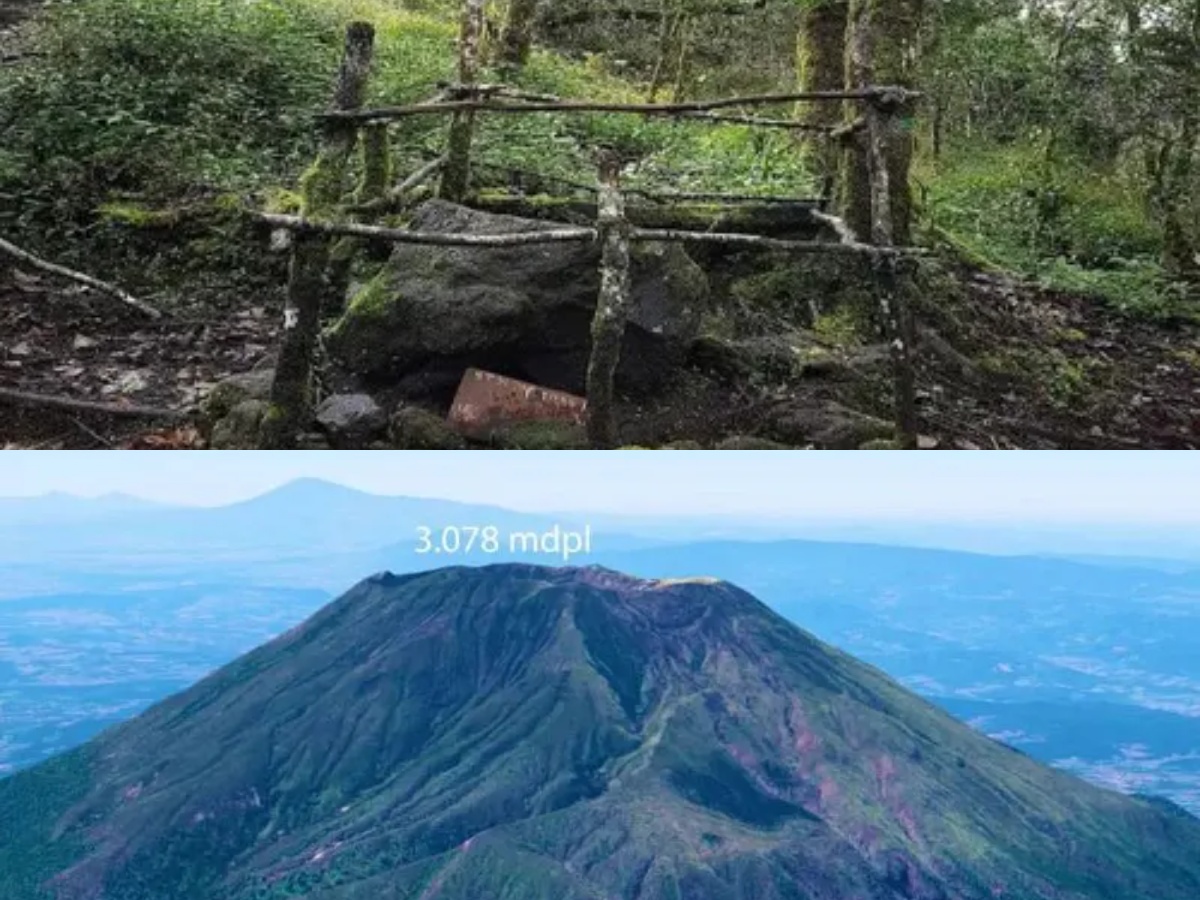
[
  {"xmin": 322, "ymin": 87, "xmax": 923, "ymax": 125},
  {"xmin": 0, "ymin": 386, "xmax": 185, "ymax": 419},
  {"xmin": 0, "ymin": 236, "xmax": 163, "ymax": 319},
  {"xmin": 350, "ymin": 155, "xmax": 447, "ymax": 214},
  {"xmin": 257, "ymin": 213, "xmax": 597, "ymax": 246}
]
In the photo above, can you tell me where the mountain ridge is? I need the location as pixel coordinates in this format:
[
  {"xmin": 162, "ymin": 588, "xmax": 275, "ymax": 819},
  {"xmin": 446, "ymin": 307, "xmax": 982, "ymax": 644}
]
[{"xmin": 3, "ymin": 563, "xmax": 1200, "ymax": 900}]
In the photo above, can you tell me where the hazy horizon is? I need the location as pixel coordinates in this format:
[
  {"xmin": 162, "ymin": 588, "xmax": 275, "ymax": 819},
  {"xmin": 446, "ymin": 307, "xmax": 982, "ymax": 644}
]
[{"xmin": 1, "ymin": 451, "xmax": 1197, "ymax": 525}]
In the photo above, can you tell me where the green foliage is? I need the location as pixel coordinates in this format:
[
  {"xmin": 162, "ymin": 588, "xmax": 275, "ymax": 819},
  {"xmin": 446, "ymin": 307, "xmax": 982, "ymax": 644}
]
[
  {"xmin": 0, "ymin": 0, "xmax": 815, "ymax": 267},
  {"xmin": 0, "ymin": 0, "xmax": 346, "ymax": 240},
  {"xmin": 919, "ymin": 142, "xmax": 1196, "ymax": 320}
]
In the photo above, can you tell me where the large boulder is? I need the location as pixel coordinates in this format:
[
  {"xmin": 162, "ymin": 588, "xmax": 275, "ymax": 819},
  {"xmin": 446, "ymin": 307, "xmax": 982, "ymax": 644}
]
[{"xmin": 325, "ymin": 200, "xmax": 709, "ymax": 397}]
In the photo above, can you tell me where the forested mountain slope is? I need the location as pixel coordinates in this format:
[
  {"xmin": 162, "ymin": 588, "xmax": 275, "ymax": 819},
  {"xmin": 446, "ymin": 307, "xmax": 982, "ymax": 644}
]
[{"xmin": 4, "ymin": 563, "xmax": 1200, "ymax": 899}]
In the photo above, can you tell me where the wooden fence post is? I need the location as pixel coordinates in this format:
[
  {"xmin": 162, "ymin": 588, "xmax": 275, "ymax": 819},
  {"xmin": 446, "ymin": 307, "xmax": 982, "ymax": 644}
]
[
  {"xmin": 440, "ymin": 0, "xmax": 484, "ymax": 202},
  {"xmin": 865, "ymin": 93, "xmax": 918, "ymax": 449},
  {"xmin": 260, "ymin": 21, "xmax": 374, "ymax": 450},
  {"xmin": 585, "ymin": 149, "xmax": 632, "ymax": 449},
  {"xmin": 325, "ymin": 122, "xmax": 392, "ymax": 316}
]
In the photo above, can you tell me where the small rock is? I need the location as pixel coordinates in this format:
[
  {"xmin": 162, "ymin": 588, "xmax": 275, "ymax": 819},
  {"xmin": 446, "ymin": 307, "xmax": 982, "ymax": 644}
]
[
  {"xmin": 72, "ymin": 334, "xmax": 99, "ymax": 351},
  {"xmin": 917, "ymin": 435, "xmax": 940, "ymax": 449},
  {"xmin": 315, "ymin": 393, "xmax": 387, "ymax": 448},
  {"xmin": 9, "ymin": 341, "xmax": 31, "ymax": 357}
]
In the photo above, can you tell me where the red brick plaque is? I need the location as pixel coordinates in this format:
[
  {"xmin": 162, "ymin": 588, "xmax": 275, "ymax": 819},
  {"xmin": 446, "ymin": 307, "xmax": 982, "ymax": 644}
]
[{"xmin": 448, "ymin": 368, "xmax": 587, "ymax": 438}]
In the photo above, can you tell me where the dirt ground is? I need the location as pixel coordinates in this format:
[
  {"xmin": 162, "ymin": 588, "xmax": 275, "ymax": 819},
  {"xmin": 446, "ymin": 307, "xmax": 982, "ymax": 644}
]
[{"xmin": 2, "ymin": 255, "xmax": 1198, "ymax": 449}]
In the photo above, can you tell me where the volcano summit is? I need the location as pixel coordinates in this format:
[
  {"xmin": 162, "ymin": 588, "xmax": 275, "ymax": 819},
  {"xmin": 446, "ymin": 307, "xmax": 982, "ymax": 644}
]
[{"xmin": 2, "ymin": 563, "xmax": 1199, "ymax": 899}]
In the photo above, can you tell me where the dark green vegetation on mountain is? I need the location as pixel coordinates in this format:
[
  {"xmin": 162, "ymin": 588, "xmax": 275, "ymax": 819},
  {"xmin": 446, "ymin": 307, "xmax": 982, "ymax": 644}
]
[{"xmin": 3, "ymin": 563, "xmax": 1200, "ymax": 899}]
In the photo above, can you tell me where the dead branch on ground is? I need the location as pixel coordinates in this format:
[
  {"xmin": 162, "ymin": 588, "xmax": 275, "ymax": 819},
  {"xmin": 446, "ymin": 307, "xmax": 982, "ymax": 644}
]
[
  {"xmin": 0, "ymin": 236, "xmax": 163, "ymax": 318},
  {"xmin": 0, "ymin": 386, "xmax": 186, "ymax": 419}
]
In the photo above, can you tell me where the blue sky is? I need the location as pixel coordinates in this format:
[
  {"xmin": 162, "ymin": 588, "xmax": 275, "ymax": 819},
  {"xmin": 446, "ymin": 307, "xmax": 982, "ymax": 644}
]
[{"xmin": 0, "ymin": 451, "xmax": 1195, "ymax": 523}]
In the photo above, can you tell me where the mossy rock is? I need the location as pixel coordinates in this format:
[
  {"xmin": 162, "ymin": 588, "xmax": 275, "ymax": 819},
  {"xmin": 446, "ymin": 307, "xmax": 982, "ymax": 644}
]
[
  {"xmin": 209, "ymin": 399, "xmax": 269, "ymax": 450},
  {"xmin": 388, "ymin": 406, "xmax": 468, "ymax": 449},
  {"xmin": 199, "ymin": 369, "xmax": 275, "ymax": 438},
  {"xmin": 324, "ymin": 200, "xmax": 708, "ymax": 395},
  {"xmin": 859, "ymin": 438, "xmax": 902, "ymax": 450}
]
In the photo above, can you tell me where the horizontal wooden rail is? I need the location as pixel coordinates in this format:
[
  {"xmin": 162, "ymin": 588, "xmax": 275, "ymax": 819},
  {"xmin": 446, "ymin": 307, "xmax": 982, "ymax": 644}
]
[
  {"xmin": 257, "ymin": 213, "xmax": 597, "ymax": 246},
  {"xmin": 321, "ymin": 87, "xmax": 922, "ymax": 125},
  {"xmin": 256, "ymin": 212, "xmax": 926, "ymax": 257}
]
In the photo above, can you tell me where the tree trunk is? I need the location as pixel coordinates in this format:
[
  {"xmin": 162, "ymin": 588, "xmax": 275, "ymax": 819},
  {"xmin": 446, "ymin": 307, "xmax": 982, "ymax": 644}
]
[
  {"xmin": 646, "ymin": 0, "xmax": 679, "ymax": 102},
  {"xmin": 440, "ymin": 0, "xmax": 485, "ymax": 202},
  {"xmin": 839, "ymin": 0, "xmax": 923, "ymax": 244},
  {"xmin": 671, "ymin": 14, "xmax": 695, "ymax": 101},
  {"xmin": 586, "ymin": 152, "xmax": 632, "ymax": 450},
  {"xmin": 498, "ymin": 0, "xmax": 541, "ymax": 69},
  {"xmin": 796, "ymin": 0, "xmax": 848, "ymax": 199},
  {"xmin": 865, "ymin": 101, "xmax": 918, "ymax": 449},
  {"xmin": 1162, "ymin": 115, "xmax": 1197, "ymax": 277},
  {"xmin": 261, "ymin": 22, "xmax": 374, "ymax": 450}
]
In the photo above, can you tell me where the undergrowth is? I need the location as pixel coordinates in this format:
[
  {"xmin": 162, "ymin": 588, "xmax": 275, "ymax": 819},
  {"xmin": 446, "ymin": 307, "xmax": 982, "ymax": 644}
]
[
  {"xmin": 917, "ymin": 142, "xmax": 1197, "ymax": 322},
  {"xmin": 0, "ymin": 0, "xmax": 814, "ymax": 276}
]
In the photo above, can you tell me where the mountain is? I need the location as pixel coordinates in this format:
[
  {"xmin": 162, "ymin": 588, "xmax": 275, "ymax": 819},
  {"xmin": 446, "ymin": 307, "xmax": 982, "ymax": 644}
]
[
  {"xmin": 0, "ymin": 479, "xmax": 622, "ymax": 562},
  {"xmin": 3, "ymin": 564, "xmax": 1200, "ymax": 900},
  {"xmin": 0, "ymin": 491, "xmax": 174, "ymax": 524}
]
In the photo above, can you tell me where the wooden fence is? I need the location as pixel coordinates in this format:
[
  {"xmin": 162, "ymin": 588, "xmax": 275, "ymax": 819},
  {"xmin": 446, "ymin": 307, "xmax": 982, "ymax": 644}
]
[{"xmin": 258, "ymin": 19, "xmax": 924, "ymax": 450}]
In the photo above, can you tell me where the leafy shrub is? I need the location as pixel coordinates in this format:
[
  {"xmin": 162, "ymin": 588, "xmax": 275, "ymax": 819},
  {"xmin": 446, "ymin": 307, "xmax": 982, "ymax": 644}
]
[{"xmin": 0, "ymin": 0, "xmax": 349, "ymax": 239}]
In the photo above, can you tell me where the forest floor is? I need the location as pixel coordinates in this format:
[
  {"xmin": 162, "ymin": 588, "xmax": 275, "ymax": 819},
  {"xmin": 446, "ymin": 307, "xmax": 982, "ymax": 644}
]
[{"xmin": 2, "ymin": 259, "xmax": 1198, "ymax": 449}]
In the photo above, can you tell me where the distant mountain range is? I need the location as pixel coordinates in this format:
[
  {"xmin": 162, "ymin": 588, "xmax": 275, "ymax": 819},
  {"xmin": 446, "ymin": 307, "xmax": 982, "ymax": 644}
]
[
  {"xmin": 0, "ymin": 478, "xmax": 658, "ymax": 563},
  {"xmin": 3, "ymin": 564, "xmax": 1198, "ymax": 900},
  {"xmin": 8, "ymin": 478, "xmax": 1200, "ymax": 563}
]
